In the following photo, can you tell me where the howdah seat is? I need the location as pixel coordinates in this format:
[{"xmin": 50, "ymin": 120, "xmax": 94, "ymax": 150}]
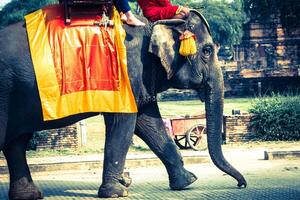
[{"xmin": 59, "ymin": 0, "xmax": 113, "ymax": 24}]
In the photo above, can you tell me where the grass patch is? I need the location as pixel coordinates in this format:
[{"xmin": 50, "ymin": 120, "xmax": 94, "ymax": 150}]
[
  {"xmin": 25, "ymin": 148, "xmax": 104, "ymax": 158},
  {"xmin": 158, "ymin": 97, "xmax": 254, "ymax": 116},
  {"xmin": 129, "ymin": 145, "xmax": 150, "ymax": 152}
]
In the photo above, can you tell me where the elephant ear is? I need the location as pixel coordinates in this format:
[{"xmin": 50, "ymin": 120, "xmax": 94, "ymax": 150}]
[
  {"xmin": 190, "ymin": 9, "xmax": 211, "ymax": 35},
  {"xmin": 149, "ymin": 23, "xmax": 183, "ymax": 79}
]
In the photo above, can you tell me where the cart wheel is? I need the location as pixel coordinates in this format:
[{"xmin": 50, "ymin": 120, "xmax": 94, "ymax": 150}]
[
  {"xmin": 174, "ymin": 135, "xmax": 190, "ymax": 149},
  {"xmin": 186, "ymin": 125, "xmax": 207, "ymax": 151}
]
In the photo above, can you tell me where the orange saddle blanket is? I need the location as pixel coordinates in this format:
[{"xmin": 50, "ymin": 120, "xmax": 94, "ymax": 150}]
[{"xmin": 25, "ymin": 5, "xmax": 137, "ymax": 121}]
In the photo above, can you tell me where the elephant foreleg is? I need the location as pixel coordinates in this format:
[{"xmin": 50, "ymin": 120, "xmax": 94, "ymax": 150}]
[
  {"xmin": 135, "ymin": 102, "xmax": 197, "ymax": 190},
  {"xmin": 98, "ymin": 113, "xmax": 136, "ymax": 198},
  {"xmin": 3, "ymin": 133, "xmax": 43, "ymax": 200}
]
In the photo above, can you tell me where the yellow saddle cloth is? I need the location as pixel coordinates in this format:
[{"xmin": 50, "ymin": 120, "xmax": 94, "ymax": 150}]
[{"xmin": 25, "ymin": 5, "xmax": 137, "ymax": 121}]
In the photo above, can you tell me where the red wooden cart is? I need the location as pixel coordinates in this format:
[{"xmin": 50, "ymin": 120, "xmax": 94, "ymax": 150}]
[{"xmin": 163, "ymin": 114, "xmax": 207, "ymax": 151}]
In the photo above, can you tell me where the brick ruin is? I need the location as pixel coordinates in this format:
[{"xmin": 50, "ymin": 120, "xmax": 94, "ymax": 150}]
[
  {"xmin": 222, "ymin": 17, "xmax": 300, "ymax": 97},
  {"xmin": 34, "ymin": 124, "xmax": 78, "ymax": 150},
  {"xmin": 223, "ymin": 114, "xmax": 255, "ymax": 143}
]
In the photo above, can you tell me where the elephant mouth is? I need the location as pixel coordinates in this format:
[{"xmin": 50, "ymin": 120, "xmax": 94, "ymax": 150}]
[{"xmin": 170, "ymin": 73, "xmax": 204, "ymax": 90}]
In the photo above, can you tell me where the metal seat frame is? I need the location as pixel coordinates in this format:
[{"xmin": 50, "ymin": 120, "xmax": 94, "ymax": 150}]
[{"xmin": 59, "ymin": 0, "xmax": 113, "ymax": 25}]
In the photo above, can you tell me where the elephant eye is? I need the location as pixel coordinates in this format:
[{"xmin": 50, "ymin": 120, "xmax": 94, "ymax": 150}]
[{"xmin": 202, "ymin": 45, "xmax": 213, "ymax": 57}]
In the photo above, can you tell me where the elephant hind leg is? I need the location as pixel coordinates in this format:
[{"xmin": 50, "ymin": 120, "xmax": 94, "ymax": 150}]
[
  {"xmin": 0, "ymin": 100, "xmax": 8, "ymax": 150},
  {"xmin": 0, "ymin": 68, "xmax": 13, "ymax": 151},
  {"xmin": 3, "ymin": 133, "xmax": 43, "ymax": 200},
  {"xmin": 98, "ymin": 113, "xmax": 136, "ymax": 198},
  {"xmin": 8, "ymin": 177, "xmax": 43, "ymax": 200},
  {"xmin": 0, "ymin": 116, "xmax": 7, "ymax": 150}
]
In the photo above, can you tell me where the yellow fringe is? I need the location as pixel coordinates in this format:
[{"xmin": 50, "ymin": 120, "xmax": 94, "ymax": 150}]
[{"xmin": 179, "ymin": 36, "xmax": 197, "ymax": 57}]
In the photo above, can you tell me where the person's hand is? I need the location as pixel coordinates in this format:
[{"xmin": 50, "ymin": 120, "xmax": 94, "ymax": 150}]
[
  {"xmin": 181, "ymin": 7, "xmax": 190, "ymax": 16},
  {"xmin": 173, "ymin": 6, "xmax": 190, "ymax": 20},
  {"xmin": 181, "ymin": 7, "xmax": 190, "ymax": 15}
]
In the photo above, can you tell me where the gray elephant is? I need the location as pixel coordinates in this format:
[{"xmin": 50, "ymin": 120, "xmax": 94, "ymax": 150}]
[{"xmin": 0, "ymin": 10, "xmax": 246, "ymax": 199}]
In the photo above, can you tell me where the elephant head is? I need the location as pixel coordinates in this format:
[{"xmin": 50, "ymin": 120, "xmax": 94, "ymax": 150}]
[{"xmin": 149, "ymin": 10, "xmax": 247, "ymax": 187}]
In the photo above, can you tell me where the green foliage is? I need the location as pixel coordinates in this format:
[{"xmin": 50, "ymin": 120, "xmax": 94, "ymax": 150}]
[
  {"xmin": 1, "ymin": 0, "xmax": 246, "ymax": 46},
  {"xmin": 249, "ymin": 95, "xmax": 300, "ymax": 141},
  {"xmin": 131, "ymin": 0, "xmax": 247, "ymax": 46},
  {"xmin": 0, "ymin": 0, "xmax": 57, "ymax": 29},
  {"xmin": 171, "ymin": 0, "xmax": 193, "ymax": 5},
  {"xmin": 243, "ymin": 0, "xmax": 300, "ymax": 29},
  {"xmin": 27, "ymin": 130, "xmax": 49, "ymax": 150},
  {"xmin": 189, "ymin": 0, "xmax": 247, "ymax": 46}
]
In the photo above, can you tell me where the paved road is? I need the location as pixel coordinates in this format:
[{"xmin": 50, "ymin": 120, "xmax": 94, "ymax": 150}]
[{"xmin": 1, "ymin": 155, "xmax": 300, "ymax": 200}]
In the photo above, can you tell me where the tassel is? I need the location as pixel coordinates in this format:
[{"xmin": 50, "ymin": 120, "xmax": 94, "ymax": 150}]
[{"xmin": 179, "ymin": 30, "xmax": 197, "ymax": 57}]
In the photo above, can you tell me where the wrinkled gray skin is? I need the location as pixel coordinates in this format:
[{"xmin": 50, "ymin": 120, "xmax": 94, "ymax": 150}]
[{"xmin": 0, "ymin": 10, "xmax": 246, "ymax": 199}]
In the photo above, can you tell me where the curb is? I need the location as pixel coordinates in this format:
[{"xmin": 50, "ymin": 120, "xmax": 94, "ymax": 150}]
[
  {"xmin": 1, "ymin": 149, "xmax": 299, "ymax": 175},
  {"xmin": 0, "ymin": 153, "xmax": 210, "ymax": 175},
  {"xmin": 264, "ymin": 150, "xmax": 300, "ymax": 160}
]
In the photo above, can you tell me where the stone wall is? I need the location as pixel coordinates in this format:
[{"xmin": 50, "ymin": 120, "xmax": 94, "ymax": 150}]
[
  {"xmin": 224, "ymin": 76, "xmax": 300, "ymax": 97},
  {"xmin": 35, "ymin": 124, "xmax": 78, "ymax": 150},
  {"xmin": 220, "ymin": 17, "xmax": 300, "ymax": 97},
  {"xmin": 237, "ymin": 21, "xmax": 300, "ymax": 70},
  {"xmin": 223, "ymin": 114, "xmax": 255, "ymax": 142}
]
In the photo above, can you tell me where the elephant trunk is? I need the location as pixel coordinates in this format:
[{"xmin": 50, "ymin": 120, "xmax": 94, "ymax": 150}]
[{"xmin": 202, "ymin": 65, "xmax": 247, "ymax": 188}]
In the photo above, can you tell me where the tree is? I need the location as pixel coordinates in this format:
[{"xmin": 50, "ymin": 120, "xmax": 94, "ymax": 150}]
[
  {"xmin": 0, "ymin": 0, "xmax": 246, "ymax": 47},
  {"xmin": 134, "ymin": 0, "xmax": 247, "ymax": 46},
  {"xmin": 171, "ymin": 0, "xmax": 193, "ymax": 5},
  {"xmin": 0, "ymin": 0, "xmax": 57, "ymax": 29},
  {"xmin": 243, "ymin": 0, "xmax": 300, "ymax": 29},
  {"xmin": 189, "ymin": 0, "xmax": 246, "ymax": 46}
]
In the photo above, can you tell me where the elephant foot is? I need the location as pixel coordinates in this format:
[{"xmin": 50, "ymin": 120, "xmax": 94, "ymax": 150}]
[
  {"xmin": 169, "ymin": 169, "xmax": 197, "ymax": 190},
  {"xmin": 98, "ymin": 182, "xmax": 128, "ymax": 198},
  {"xmin": 118, "ymin": 172, "xmax": 132, "ymax": 187},
  {"xmin": 9, "ymin": 177, "xmax": 43, "ymax": 200}
]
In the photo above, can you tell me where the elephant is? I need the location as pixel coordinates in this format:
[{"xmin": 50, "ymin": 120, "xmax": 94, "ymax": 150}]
[{"xmin": 0, "ymin": 9, "xmax": 247, "ymax": 199}]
